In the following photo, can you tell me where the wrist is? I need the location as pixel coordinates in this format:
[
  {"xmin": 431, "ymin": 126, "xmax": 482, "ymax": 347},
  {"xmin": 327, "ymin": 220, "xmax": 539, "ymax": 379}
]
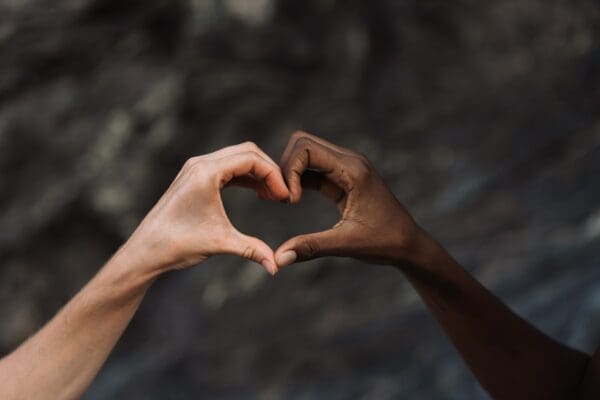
[
  {"xmin": 78, "ymin": 245, "xmax": 160, "ymax": 308},
  {"xmin": 107, "ymin": 241, "xmax": 166, "ymax": 284},
  {"xmin": 119, "ymin": 230, "xmax": 181, "ymax": 276},
  {"xmin": 393, "ymin": 226, "xmax": 444, "ymax": 270}
]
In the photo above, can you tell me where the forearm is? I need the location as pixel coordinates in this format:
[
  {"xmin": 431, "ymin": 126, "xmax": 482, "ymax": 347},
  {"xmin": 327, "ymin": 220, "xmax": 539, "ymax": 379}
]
[
  {"xmin": 0, "ymin": 142, "xmax": 286, "ymax": 400},
  {"xmin": 398, "ymin": 230, "xmax": 589, "ymax": 400},
  {"xmin": 0, "ymin": 245, "xmax": 159, "ymax": 400}
]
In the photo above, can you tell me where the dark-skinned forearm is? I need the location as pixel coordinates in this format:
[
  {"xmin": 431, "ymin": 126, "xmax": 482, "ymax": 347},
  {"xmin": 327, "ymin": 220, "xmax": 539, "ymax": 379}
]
[
  {"xmin": 396, "ymin": 230, "xmax": 590, "ymax": 400},
  {"xmin": 270, "ymin": 131, "xmax": 592, "ymax": 398}
]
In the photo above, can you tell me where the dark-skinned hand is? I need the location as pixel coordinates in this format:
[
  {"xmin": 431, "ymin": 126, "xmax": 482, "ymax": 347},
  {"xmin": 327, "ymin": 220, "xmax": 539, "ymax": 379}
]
[{"xmin": 275, "ymin": 131, "xmax": 426, "ymax": 268}]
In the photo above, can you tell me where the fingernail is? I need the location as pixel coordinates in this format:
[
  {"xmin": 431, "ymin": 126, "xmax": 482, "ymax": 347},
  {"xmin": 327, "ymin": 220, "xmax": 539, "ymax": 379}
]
[
  {"xmin": 277, "ymin": 250, "xmax": 297, "ymax": 268},
  {"xmin": 261, "ymin": 259, "xmax": 278, "ymax": 275}
]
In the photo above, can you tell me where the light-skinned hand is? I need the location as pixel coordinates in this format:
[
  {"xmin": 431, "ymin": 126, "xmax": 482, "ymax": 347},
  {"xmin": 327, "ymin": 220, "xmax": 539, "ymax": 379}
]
[{"xmin": 125, "ymin": 142, "xmax": 290, "ymax": 275}]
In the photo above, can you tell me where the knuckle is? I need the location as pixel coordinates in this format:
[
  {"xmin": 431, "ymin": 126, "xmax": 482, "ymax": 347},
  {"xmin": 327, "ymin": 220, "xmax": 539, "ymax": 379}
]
[
  {"xmin": 291, "ymin": 130, "xmax": 307, "ymax": 140},
  {"xmin": 183, "ymin": 157, "xmax": 196, "ymax": 169},
  {"xmin": 183, "ymin": 158, "xmax": 206, "ymax": 178},
  {"xmin": 242, "ymin": 245, "xmax": 257, "ymax": 261},
  {"xmin": 240, "ymin": 150, "xmax": 262, "ymax": 162},
  {"xmin": 295, "ymin": 136, "xmax": 313, "ymax": 151},
  {"xmin": 189, "ymin": 159, "xmax": 202, "ymax": 173},
  {"xmin": 190, "ymin": 169, "xmax": 204, "ymax": 184},
  {"xmin": 354, "ymin": 167, "xmax": 371, "ymax": 182},
  {"xmin": 190, "ymin": 160, "xmax": 212, "ymax": 181},
  {"xmin": 349, "ymin": 157, "xmax": 372, "ymax": 181},
  {"xmin": 242, "ymin": 141, "xmax": 259, "ymax": 151},
  {"xmin": 301, "ymin": 237, "xmax": 320, "ymax": 259},
  {"xmin": 356, "ymin": 152, "xmax": 371, "ymax": 165}
]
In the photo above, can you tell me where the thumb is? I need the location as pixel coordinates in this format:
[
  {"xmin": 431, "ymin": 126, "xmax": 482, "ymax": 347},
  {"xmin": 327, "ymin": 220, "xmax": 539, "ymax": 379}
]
[
  {"xmin": 275, "ymin": 228, "xmax": 342, "ymax": 268},
  {"xmin": 226, "ymin": 230, "xmax": 278, "ymax": 275}
]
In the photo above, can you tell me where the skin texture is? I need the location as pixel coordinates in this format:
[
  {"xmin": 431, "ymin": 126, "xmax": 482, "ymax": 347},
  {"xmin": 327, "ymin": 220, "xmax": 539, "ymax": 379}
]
[
  {"xmin": 1, "ymin": 134, "xmax": 597, "ymax": 399},
  {"xmin": 0, "ymin": 142, "xmax": 289, "ymax": 400},
  {"xmin": 275, "ymin": 131, "xmax": 597, "ymax": 400}
]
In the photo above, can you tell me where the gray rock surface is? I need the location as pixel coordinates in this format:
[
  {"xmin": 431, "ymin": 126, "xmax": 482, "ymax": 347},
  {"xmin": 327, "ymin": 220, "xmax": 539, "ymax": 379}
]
[{"xmin": 1, "ymin": 0, "xmax": 599, "ymax": 399}]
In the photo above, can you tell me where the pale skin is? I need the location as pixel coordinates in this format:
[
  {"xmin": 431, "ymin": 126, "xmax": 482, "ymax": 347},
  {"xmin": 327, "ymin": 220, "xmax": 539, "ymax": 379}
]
[
  {"xmin": 1, "ymin": 133, "xmax": 599, "ymax": 399},
  {"xmin": 0, "ymin": 142, "xmax": 289, "ymax": 400}
]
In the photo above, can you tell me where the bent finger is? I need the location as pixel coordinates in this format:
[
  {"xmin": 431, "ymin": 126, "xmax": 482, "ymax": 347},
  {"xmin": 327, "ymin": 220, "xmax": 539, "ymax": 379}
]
[
  {"xmin": 216, "ymin": 152, "xmax": 290, "ymax": 201},
  {"xmin": 281, "ymin": 137, "xmax": 348, "ymax": 203},
  {"xmin": 224, "ymin": 230, "xmax": 278, "ymax": 275}
]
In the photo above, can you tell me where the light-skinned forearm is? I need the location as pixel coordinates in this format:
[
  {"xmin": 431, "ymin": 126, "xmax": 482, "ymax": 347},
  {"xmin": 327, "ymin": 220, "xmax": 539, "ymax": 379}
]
[
  {"xmin": 398, "ymin": 230, "xmax": 590, "ymax": 400},
  {"xmin": 0, "ymin": 244, "xmax": 160, "ymax": 400},
  {"xmin": 0, "ymin": 142, "xmax": 289, "ymax": 400}
]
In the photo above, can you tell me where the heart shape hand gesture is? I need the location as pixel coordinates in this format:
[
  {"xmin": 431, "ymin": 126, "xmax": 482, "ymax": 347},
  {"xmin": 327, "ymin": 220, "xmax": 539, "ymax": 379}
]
[{"xmin": 126, "ymin": 132, "xmax": 425, "ymax": 277}]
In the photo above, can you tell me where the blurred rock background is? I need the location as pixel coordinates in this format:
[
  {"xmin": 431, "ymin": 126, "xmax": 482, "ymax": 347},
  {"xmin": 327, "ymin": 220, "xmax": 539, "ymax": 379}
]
[{"xmin": 1, "ymin": 0, "xmax": 599, "ymax": 398}]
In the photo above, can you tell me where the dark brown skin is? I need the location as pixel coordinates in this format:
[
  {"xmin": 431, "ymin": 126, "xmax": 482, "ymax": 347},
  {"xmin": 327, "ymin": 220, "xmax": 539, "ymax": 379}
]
[{"xmin": 275, "ymin": 131, "xmax": 598, "ymax": 400}]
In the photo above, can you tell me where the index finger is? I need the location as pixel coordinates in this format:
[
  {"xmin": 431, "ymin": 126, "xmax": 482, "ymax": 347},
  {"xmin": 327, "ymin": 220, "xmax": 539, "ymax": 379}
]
[
  {"xmin": 215, "ymin": 152, "xmax": 290, "ymax": 201},
  {"xmin": 281, "ymin": 136, "xmax": 352, "ymax": 203},
  {"xmin": 280, "ymin": 131, "xmax": 355, "ymax": 168}
]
